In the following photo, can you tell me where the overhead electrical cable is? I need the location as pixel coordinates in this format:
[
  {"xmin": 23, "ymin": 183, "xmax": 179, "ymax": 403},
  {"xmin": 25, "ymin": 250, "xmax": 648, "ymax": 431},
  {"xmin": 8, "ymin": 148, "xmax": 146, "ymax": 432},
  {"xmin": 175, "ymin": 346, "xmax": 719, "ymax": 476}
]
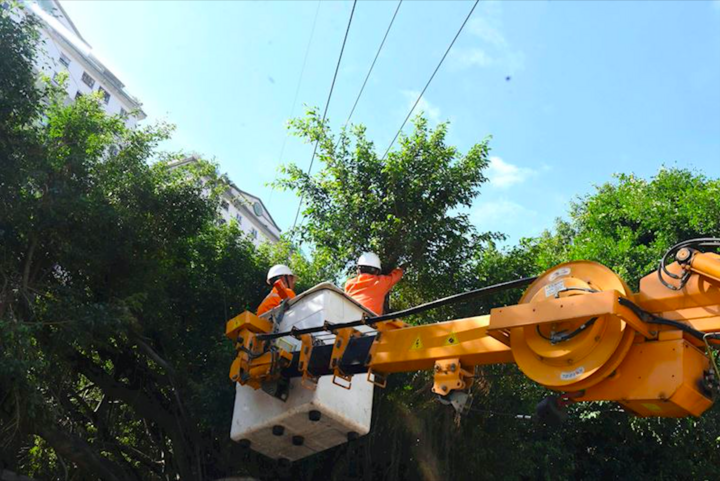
[
  {"xmin": 380, "ymin": 0, "xmax": 479, "ymax": 161},
  {"xmin": 257, "ymin": 275, "xmax": 537, "ymax": 341},
  {"xmin": 341, "ymin": 0, "xmax": 403, "ymax": 131},
  {"xmin": 268, "ymin": 0, "xmax": 322, "ymax": 204},
  {"xmin": 291, "ymin": 0, "xmax": 358, "ymax": 231}
]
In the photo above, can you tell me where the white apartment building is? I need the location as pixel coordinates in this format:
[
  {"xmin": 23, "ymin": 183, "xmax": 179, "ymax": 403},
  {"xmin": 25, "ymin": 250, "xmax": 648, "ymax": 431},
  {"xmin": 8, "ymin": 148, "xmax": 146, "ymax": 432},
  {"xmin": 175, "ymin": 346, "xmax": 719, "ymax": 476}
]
[
  {"xmin": 21, "ymin": 0, "xmax": 145, "ymax": 127},
  {"xmin": 172, "ymin": 157, "xmax": 282, "ymax": 247},
  {"xmin": 221, "ymin": 183, "xmax": 282, "ymax": 247}
]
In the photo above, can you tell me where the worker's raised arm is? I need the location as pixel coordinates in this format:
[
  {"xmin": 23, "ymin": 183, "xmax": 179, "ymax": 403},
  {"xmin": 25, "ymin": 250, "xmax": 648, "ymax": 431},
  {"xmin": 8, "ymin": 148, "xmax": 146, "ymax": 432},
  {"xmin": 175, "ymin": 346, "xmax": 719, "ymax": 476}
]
[
  {"xmin": 379, "ymin": 267, "xmax": 404, "ymax": 290},
  {"xmin": 257, "ymin": 265, "xmax": 297, "ymax": 316}
]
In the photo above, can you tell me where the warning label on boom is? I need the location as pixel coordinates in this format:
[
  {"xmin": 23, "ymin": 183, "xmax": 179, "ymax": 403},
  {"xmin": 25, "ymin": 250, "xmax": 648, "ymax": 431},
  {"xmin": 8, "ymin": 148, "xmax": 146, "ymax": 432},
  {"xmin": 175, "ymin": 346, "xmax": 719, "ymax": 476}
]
[
  {"xmin": 410, "ymin": 336, "xmax": 424, "ymax": 350},
  {"xmin": 444, "ymin": 333, "xmax": 459, "ymax": 346}
]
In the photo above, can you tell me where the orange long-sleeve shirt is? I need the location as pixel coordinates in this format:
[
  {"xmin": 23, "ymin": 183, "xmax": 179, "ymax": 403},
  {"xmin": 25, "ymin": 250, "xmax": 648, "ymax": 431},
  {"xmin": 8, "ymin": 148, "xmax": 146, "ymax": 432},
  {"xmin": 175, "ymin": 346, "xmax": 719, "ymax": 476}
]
[
  {"xmin": 344, "ymin": 268, "xmax": 404, "ymax": 315},
  {"xmin": 257, "ymin": 285, "xmax": 296, "ymax": 316}
]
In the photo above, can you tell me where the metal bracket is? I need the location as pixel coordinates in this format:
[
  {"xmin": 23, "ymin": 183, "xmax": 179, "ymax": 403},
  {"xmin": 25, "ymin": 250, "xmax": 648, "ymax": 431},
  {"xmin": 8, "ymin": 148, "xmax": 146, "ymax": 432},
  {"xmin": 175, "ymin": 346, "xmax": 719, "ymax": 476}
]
[
  {"xmin": 298, "ymin": 334, "xmax": 318, "ymax": 390},
  {"xmin": 431, "ymin": 358, "xmax": 473, "ymax": 395},
  {"xmin": 330, "ymin": 327, "xmax": 361, "ymax": 389},
  {"xmin": 437, "ymin": 390, "xmax": 474, "ymax": 416},
  {"xmin": 367, "ymin": 368, "xmax": 388, "ymax": 388}
]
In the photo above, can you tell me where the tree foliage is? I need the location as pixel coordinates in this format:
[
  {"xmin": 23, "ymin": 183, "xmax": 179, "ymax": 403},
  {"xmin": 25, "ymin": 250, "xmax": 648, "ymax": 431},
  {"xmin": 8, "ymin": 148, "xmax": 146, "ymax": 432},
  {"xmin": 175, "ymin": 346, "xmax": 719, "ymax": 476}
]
[
  {"xmin": 278, "ymin": 109, "xmax": 497, "ymax": 302},
  {"xmin": 279, "ymin": 111, "xmax": 720, "ymax": 480},
  {"xmin": 3, "ymin": 6, "xmax": 719, "ymax": 480},
  {"xmin": 454, "ymin": 168, "xmax": 720, "ymax": 480},
  {"xmin": 0, "ymin": 9, "xmax": 282, "ymax": 480}
]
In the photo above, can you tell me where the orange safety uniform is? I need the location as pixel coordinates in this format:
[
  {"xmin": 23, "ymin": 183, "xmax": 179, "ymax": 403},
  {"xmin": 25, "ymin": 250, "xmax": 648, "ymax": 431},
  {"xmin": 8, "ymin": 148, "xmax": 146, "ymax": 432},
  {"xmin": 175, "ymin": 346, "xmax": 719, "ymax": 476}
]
[
  {"xmin": 344, "ymin": 268, "xmax": 404, "ymax": 315},
  {"xmin": 257, "ymin": 284, "xmax": 296, "ymax": 316}
]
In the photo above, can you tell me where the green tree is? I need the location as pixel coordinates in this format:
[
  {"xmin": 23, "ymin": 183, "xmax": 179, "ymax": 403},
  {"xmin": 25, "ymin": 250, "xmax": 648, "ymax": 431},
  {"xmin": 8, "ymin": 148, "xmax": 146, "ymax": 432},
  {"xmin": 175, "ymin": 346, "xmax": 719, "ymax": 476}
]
[
  {"xmin": 278, "ymin": 109, "xmax": 498, "ymax": 303},
  {"xmin": 463, "ymin": 168, "xmax": 720, "ymax": 480},
  {"xmin": 276, "ymin": 108, "xmax": 540, "ymax": 480},
  {"xmin": 285, "ymin": 164, "xmax": 720, "ymax": 479},
  {"xmin": 0, "ymin": 8, "xmax": 279, "ymax": 480}
]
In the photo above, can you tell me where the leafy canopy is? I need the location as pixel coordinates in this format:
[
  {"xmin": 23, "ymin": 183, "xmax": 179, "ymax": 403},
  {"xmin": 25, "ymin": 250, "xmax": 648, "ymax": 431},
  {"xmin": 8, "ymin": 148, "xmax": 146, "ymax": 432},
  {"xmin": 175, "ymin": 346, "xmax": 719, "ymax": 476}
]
[
  {"xmin": 0, "ymin": 8, "xmax": 285, "ymax": 480},
  {"xmin": 278, "ymin": 108, "xmax": 497, "ymax": 299}
]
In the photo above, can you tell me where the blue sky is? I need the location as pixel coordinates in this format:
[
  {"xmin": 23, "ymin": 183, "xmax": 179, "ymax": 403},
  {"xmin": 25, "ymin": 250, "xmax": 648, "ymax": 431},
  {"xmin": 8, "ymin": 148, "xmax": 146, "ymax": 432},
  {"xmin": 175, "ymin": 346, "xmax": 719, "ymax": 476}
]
[{"xmin": 60, "ymin": 0, "xmax": 720, "ymax": 243}]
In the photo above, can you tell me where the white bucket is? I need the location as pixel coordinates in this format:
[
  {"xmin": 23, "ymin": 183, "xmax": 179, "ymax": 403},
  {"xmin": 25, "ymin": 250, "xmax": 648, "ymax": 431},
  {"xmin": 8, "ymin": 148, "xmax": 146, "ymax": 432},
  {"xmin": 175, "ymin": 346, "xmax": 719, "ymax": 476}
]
[{"xmin": 230, "ymin": 283, "xmax": 375, "ymax": 461}]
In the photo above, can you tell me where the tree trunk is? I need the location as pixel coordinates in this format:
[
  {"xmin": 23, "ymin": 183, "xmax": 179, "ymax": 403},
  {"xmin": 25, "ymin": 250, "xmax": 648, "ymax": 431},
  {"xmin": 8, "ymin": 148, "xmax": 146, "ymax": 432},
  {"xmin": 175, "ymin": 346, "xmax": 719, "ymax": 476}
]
[
  {"xmin": 36, "ymin": 424, "xmax": 136, "ymax": 481},
  {"xmin": 69, "ymin": 349, "xmax": 203, "ymax": 480}
]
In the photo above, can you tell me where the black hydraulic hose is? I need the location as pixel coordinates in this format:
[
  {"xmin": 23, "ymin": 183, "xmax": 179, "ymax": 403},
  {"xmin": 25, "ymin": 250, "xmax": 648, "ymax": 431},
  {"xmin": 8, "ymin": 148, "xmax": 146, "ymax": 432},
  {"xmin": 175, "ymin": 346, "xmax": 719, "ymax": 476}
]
[
  {"xmin": 257, "ymin": 276, "xmax": 537, "ymax": 341},
  {"xmin": 366, "ymin": 276, "xmax": 537, "ymax": 324},
  {"xmin": 618, "ymin": 297, "xmax": 720, "ymax": 343},
  {"xmin": 657, "ymin": 238, "xmax": 720, "ymax": 290},
  {"xmin": 536, "ymin": 317, "xmax": 598, "ymax": 344}
]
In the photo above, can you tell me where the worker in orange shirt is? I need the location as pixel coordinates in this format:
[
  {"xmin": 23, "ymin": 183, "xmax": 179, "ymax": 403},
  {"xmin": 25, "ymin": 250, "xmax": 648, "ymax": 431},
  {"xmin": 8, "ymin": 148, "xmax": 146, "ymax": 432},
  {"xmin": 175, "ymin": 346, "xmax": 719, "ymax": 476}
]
[
  {"xmin": 344, "ymin": 252, "xmax": 403, "ymax": 315},
  {"xmin": 257, "ymin": 264, "xmax": 296, "ymax": 316}
]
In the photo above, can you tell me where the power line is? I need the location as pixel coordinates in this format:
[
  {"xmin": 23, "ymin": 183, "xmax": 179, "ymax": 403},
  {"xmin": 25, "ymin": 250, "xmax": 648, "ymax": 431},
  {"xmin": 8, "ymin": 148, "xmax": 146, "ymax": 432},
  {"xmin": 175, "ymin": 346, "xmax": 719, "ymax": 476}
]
[
  {"xmin": 341, "ymin": 0, "xmax": 403, "ymax": 131},
  {"xmin": 291, "ymin": 0, "xmax": 358, "ymax": 230},
  {"xmin": 268, "ymin": 0, "xmax": 322, "ymax": 204},
  {"xmin": 380, "ymin": 0, "xmax": 479, "ymax": 161}
]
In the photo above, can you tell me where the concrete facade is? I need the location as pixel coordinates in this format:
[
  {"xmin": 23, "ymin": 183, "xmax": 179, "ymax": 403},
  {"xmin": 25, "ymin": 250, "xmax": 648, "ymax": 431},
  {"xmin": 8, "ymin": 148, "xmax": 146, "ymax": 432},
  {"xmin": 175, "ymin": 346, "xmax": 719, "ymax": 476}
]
[
  {"xmin": 21, "ymin": 0, "xmax": 145, "ymax": 127},
  {"xmin": 172, "ymin": 157, "xmax": 282, "ymax": 247}
]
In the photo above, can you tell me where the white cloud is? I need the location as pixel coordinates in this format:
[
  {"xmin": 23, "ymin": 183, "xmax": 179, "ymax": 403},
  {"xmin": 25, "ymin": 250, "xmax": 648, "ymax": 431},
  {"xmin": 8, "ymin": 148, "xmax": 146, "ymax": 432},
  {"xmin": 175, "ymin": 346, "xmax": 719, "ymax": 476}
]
[
  {"xmin": 471, "ymin": 198, "xmax": 537, "ymax": 231},
  {"xmin": 467, "ymin": 17, "xmax": 508, "ymax": 49},
  {"xmin": 486, "ymin": 156, "xmax": 537, "ymax": 188},
  {"xmin": 401, "ymin": 90, "xmax": 441, "ymax": 124},
  {"xmin": 450, "ymin": 4, "xmax": 525, "ymax": 74},
  {"xmin": 450, "ymin": 47, "xmax": 494, "ymax": 69}
]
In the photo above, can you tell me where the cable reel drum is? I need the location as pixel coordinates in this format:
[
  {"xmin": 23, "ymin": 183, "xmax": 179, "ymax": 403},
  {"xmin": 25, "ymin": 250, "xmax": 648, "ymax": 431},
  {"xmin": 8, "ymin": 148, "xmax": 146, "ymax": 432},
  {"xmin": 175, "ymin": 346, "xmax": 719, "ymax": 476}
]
[{"xmin": 510, "ymin": 261, "xmax": 636, "ymax": 392}]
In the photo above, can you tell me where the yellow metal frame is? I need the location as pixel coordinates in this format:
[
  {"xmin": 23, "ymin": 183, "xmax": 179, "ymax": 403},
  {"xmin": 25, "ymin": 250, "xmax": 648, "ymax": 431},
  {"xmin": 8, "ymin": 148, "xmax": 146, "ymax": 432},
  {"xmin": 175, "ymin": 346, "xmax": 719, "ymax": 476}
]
[
  {"xmin": 298, "ymin": 334, "xmax": 318, "ymax": 389},
  {"xmin": 225, "ymin": 311, "xmax": 291, "ymax": 389},
  {"xmin": 330, "ymin": 327, "xmax": 362, "ymax": 389},
  {"xmin": 228, "ymin": 251, "xmax": 720, "ymax": 419},
  {"xmin": 431, "ymin": 358, "xmax": 473, "ymax": 395},
  {"xmin": 368, "ymin": 316, "xmax": 513, "ymax": 374},
  {"xmin": 489, "ymin": 290, "xmax": 654, "ymax": 339}
]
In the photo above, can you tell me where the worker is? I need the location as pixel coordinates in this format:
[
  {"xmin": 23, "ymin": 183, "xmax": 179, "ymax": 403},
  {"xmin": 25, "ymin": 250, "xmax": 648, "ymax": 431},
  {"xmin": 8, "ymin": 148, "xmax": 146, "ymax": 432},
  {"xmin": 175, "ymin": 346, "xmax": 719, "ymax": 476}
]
[
  {"xmin": 257, "ymin": 264, "xmax": 296, "ymax": 316},
  {"xmin": 344, "ymin": 252, "xmax": 403, "ymax": 315}
]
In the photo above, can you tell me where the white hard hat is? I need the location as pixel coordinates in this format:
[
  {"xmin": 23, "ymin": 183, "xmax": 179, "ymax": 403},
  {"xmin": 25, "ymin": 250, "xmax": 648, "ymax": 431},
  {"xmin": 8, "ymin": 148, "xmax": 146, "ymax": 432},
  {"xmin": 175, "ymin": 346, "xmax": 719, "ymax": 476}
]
[
  {"xmin": 267, "ymin": 264, "xmax": 294, "ymax": 284},
  {"xmin": 357, "ymin": 252, "xmax": 381, "ymax": 270}
]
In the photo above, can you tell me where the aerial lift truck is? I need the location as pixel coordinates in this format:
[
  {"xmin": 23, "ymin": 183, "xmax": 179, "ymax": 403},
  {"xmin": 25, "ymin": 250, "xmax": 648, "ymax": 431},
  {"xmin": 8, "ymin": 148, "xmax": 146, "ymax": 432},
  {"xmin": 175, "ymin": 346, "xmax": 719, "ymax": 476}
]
[{"xmin": 226, "ymin": 239, "xmax": 720, "ymax": 461}]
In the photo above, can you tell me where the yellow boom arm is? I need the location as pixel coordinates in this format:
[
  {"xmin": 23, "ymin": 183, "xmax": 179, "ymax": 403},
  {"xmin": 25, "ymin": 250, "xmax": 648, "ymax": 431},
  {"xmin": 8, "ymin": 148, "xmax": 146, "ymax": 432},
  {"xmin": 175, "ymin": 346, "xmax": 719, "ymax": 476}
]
[{"xmin": 227, "ymin": 246, "xmax": 720, "ymax": 419}]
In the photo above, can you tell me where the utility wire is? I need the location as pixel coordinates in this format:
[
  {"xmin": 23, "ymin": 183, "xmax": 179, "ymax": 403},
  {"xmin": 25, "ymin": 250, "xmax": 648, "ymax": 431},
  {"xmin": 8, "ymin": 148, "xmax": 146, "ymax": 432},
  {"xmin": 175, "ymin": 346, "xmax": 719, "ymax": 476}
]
[
  {"xmin": 301, "ymin": 1, "xmax": 401, "ymax": 236},
  {"xmin": 291, "ymin": 0, "xmax": 358, "ymax": 231},
  {"xmin": 342, "ymin": 0, "xmax": 403, "ymax": 131},
  {"xmin": 257, "ymin": 276, "xmax": 536, "ymax": 341},
  {"xmin": 268, "ymin": 0, "xmax": 322, "ymax": 204},
  {"xmin": 380, "ymin": 0, "xmax": 479, "ymax": 161}
]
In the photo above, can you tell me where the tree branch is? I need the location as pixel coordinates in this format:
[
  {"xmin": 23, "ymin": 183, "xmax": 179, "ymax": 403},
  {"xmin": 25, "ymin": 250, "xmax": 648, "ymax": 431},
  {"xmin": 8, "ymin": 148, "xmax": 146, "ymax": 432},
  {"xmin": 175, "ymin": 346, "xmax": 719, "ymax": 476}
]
[
  {"xmin": 35, "ymin": 423, "xmax": 136, "ymax": 481},
  {"xmin": 69, "ymin": 350, "xmax": 199, "ymax": 479},
  {"xmin": 131, "ymin": 334, "xmax": 177, "ymax": 378},
  {"xmin": 21, "ymin": 238, "xmax": 36, "ymax": 293},
  {"xmin": 1, "ymin": 469, "xmax": 38, "ymax": 481}
]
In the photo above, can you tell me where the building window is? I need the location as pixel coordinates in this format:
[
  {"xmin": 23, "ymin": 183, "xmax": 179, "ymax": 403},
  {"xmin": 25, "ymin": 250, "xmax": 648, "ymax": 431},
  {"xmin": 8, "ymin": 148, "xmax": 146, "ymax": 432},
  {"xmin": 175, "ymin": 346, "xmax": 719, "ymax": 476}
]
[
  {"xmin": 235, "ymin": 213, "xmax": 242, "ymax": 224},
  {"xmin": 59, "ymin": 53, "xmax": 71, "ymax": 67},
  {"xmin": 75, "ymin": 91, "xmax": 83, "ymax": 100},
  {"xmin": 218, "ymin": 218, "xmax": 227, "ymax": 226},
  {"xmin": 52, "ymin": 72, "xmax": 61, "ymax": 85},
  {"xmin": 81, "ymin": 71, "xmax": 95, "ymax": 88},
  {"xmin": 221, "ymin": 200, "xmax": 229, "ymax": 211},
  {"xmin": 251, "ymin": 228, "xmax": 258, "ymax": 239},
  {"xmin": 120, "ymin": 108, "xmax": 128, "ymax": 118},
  {"xmin": 98, "ymin": 86, "xmax": 110, "ymax": 104}
]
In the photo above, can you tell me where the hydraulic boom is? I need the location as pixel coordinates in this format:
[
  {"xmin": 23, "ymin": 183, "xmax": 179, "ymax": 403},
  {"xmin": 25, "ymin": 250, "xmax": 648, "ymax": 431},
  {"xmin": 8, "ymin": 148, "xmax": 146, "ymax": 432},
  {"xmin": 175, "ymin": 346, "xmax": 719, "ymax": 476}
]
[{"xmin": 227, "ymin": 239, "xmax": 720, "ymax": 437}]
